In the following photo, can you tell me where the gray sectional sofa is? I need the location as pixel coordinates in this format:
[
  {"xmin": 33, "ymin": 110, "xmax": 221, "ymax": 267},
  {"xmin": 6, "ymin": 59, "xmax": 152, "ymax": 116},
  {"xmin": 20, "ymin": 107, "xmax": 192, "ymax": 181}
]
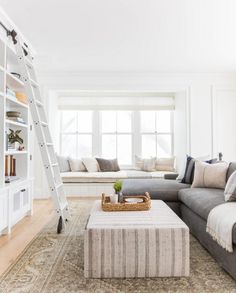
[{"xmin": 122, "ymin": 162, "xmax": 236, "ymax": 280}]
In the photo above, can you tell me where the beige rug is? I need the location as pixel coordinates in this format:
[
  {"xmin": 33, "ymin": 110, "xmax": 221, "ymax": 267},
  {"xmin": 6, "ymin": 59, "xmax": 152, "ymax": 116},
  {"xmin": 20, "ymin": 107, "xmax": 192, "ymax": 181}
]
[{"xmin": 0, "ymin": 199, "xmax": 236, "ymax": 293}]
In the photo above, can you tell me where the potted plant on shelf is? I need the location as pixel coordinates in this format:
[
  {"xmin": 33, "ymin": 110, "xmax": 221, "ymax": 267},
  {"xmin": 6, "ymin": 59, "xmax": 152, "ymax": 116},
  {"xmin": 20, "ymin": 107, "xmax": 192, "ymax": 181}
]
[
  {"xmin": 113, "ymin": 180, "xmax": 123, "ymax": 203},
  {"xmin": 8, "ymin": 129, "xmax": 24, "ymax": 151}
]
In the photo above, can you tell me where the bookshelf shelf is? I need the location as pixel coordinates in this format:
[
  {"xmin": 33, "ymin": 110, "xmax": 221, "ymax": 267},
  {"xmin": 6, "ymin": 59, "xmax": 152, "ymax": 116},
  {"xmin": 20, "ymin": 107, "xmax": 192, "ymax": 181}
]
[
  {"xmin": 5, "ymin": 119, "xmax": 28, "ymax": 128},
  {"xmin": 6, "ymin": 95, "xmax": 28, "ymax": 109},
  {"xmin": 6, "ymin": 71, "xmax": 24, "ymax": 89},
  {"xmin": 5, "ymin": 150, "xmax": 28, "ymax": 155}
]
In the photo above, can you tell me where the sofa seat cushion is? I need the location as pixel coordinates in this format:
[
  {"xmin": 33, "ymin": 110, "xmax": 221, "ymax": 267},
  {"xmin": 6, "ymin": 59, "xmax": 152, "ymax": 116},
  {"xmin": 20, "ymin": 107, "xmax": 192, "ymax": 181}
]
[
  {"xmin": 178, "ymin": 188, "xmax": 225, "ymax": 220},
  {"xmin": 61, "ymin": 170, "xmax": 175, "ymax": 183},
  {"xmin": 122, "ymin": 179, "xmax": 190, "ymax": 201},
  {"xmin": 61, "ymin": 171, "xmax": 128, "ymax": 183},
  {"xmin": 179, "ymin": 188, "xmax": 236, "ymax": 245}
]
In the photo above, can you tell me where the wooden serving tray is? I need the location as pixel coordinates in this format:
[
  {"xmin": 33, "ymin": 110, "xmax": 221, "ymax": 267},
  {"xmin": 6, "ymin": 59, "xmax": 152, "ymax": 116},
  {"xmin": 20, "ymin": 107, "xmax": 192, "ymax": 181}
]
[{"xmin": 101, "ymin": 192, "xmax": 151, "ymax": 212}]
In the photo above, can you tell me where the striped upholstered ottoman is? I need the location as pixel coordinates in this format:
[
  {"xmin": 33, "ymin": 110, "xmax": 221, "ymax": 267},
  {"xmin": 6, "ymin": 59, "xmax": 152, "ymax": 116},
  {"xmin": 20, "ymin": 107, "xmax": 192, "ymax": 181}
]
[{"xmin": 84, "ymin": 200, "xmax": 189, "ymax": 278}]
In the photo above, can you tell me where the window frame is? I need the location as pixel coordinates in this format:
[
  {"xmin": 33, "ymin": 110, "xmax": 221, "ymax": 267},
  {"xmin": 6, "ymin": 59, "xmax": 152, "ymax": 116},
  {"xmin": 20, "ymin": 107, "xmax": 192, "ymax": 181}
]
[
  {"xmin": 100, "ymin": 110, "xmax": 133, "ymax": 166},
  {"xmin": 140, "ymin": 110, "xmax": 174, "ymax": 158},
  {"xmin": 60, "ymin": 110, "xmax": 93, "ymax": 157},
  {"xmin": 59, "ymin": 109, "xmax": 174, "ymax": 166}
]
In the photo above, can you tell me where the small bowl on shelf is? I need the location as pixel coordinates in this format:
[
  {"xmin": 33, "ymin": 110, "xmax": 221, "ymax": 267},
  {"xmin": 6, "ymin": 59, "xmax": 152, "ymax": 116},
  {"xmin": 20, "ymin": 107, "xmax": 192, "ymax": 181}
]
[{"xmin": 6, "ymin": 111, "xmax": 21, "ymax": 118}]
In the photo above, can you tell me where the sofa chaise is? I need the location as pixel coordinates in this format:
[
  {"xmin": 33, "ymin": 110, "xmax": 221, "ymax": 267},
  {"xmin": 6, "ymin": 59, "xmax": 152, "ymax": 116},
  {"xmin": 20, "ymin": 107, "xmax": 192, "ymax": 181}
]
[{"xmin": 122, "ymin": 162, "xmax": 236, "ymax": 280}]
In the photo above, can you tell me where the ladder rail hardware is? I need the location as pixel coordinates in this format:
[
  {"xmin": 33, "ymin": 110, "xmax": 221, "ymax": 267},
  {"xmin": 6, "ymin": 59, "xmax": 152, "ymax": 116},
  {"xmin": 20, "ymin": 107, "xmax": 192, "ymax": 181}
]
[{"xmin": 11, "ymin": 32, "xmax": 70, "ymax": 233}]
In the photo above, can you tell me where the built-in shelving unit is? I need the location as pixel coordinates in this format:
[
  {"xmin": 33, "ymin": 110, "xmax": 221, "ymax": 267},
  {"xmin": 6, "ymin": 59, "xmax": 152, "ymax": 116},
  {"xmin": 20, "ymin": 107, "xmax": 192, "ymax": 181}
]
[{"xmin": 0, "ymin": 30, "xmax": 33, "ymax": 235}]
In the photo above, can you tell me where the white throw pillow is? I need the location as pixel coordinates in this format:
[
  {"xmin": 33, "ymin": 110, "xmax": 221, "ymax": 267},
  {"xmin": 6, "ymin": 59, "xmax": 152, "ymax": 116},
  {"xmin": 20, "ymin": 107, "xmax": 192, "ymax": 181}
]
[
  {"xmin": 156, "ymin": 157, "xmax": 175, "ymax": 171},
  {"xmin": 82, "ymin": 157, "xmax": 100, "ymax": 172},
  {"xmin": 135, "ymin": 156, "xmax": 156, "ymax": 172},
  {"xmin": 224, "ymin": 170, "xmax": 236, "ymax": 201},
  {"xmin": 191, "ymin": 161, "xmax": 228, "ymax": 189},
  {"xmin": 68, "ymin": 157, "xmax": 86, "ymax": 172}
]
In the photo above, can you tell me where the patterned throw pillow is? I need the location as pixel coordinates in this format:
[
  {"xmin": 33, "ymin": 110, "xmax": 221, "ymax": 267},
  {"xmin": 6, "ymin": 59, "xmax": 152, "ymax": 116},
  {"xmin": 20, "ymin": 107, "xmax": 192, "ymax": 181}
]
[
  {"xmin": 68, "ymin": 157, "xmax": 86, "ymax": 172},
  {"xmin": 224, "ymin": 170, "xmax": 236, "ymax": 201},
  {"xmin": 82, "ymin": 157, "xmax": 100, "ymax": 172},
  {"xmin": 192, "ymin": 161, "xmax": 229, "ymax": 189},
  {"xmin": 135, "ymin": 156, "xmax": 156, "ymax": 172}
]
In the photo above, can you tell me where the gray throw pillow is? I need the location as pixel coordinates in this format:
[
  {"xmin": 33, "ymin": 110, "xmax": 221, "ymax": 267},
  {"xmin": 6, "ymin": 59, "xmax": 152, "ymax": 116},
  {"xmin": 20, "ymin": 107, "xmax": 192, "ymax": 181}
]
[
  {"xmin": 224, "ymin": 170, "xmax": 236, "ymax": 201},
  {"xmin": 96, "ymin": 158, "xmax": 120, "ymax": 172},
  {"xmin": 57, "ymin": 155, "xmax": 71, "ymax": 172}
]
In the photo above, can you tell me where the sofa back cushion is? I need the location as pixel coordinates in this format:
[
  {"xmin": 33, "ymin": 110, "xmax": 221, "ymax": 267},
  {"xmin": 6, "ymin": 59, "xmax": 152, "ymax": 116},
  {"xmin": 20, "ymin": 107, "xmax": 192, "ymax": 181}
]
[{"xmin": 192, "ymin": 161, "xmax": 229, "ymax": 189}]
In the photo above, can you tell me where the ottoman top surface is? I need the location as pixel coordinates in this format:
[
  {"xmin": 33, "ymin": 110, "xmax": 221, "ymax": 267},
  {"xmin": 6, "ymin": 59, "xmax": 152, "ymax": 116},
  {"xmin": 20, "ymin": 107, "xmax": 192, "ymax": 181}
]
[{"xmin": 86, "ymin": 200, "xmax": 188, "ymax": 230}]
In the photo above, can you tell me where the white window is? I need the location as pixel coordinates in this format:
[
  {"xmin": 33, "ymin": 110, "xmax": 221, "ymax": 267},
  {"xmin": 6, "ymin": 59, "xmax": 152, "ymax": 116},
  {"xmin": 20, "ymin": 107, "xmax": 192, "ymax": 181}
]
[
  {"xmin": 59, "ymin": 109, "xmax": 173, "ymax": 166},
  {"xmin": 141, "ymin": 110, "xmax": 173, "ymax": 157},
  {"xmin": 101, "ymin": 111, "xmax": 132, "ymax": 165},
  {"xmin": 60, "ymin": 111, "xmax": 93, "ymax": 157}
]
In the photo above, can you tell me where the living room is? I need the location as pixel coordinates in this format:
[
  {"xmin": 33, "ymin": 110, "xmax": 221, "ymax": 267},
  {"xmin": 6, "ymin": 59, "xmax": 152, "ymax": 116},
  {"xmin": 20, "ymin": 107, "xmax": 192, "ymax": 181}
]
[{"xmin": 0, "ymin": 0, "xmax": 236, "ymax": 292}]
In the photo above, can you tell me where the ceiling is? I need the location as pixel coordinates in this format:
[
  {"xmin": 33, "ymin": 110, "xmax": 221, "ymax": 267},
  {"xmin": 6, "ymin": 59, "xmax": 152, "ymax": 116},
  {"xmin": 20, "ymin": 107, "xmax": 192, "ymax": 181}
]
[{"xmin": 1, "ymin": 0, "xmax": 236, "ymax": 73}]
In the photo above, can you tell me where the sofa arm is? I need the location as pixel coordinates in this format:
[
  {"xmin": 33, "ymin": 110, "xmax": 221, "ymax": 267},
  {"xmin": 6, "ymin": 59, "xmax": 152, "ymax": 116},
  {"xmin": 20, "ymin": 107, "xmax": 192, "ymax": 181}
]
[{"xmin": 164, "ymin": 173, "xmax": 179, "ymax": 180}]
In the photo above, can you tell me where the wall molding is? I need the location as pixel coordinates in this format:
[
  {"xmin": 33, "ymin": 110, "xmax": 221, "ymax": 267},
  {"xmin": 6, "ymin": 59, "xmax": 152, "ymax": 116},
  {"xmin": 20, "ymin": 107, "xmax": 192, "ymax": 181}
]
[{"xmin": 211, "ymin": 85, "xmax": 236, "ymax": 158}]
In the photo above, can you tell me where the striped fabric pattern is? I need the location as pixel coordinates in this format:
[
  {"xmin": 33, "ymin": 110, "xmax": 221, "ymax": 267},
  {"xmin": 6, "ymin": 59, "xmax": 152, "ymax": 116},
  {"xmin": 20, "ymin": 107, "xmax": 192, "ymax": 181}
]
[{"xmin": 84, "ymin": 200, "xmax": 189, "ymax": 278}]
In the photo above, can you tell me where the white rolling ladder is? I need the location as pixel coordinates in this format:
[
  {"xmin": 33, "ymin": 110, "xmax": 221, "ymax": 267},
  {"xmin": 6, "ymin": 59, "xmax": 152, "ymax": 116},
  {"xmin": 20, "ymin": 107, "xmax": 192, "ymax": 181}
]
[{"xmin": 11, "ymin": 32, "xmax": 70, "ymax": 233}]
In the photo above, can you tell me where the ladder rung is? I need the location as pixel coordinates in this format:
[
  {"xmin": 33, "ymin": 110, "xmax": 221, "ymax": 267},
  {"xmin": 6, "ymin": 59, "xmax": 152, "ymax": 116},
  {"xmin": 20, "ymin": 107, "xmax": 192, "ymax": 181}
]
[
  {"xmin": 26, "ymin": 58, "xmax": 33, "ymax": 68},
  {"xmin": 60, "ymin": 201, "xmax": 68, "ymax": 211},
  {"xmin": 46, "ymin": 142, "xmax": 53, "ymax": 146},
  {"xmin": 51, "ymin": 163, "xmax": 58, "ymax": 167},
  {"xmin": 30, "ymin": 78, "xmax": 39, "ymax": 88},
  {"xmin": 56, "ymin": 183, "xmax": 63, "ymax": 189},
  {"xmin": 41, "ymin": 121, "xmax": 48, "ymax": 127},
  {"xmin": 35, "ymin": 100, "xmax": 43, "ymax": 107}
]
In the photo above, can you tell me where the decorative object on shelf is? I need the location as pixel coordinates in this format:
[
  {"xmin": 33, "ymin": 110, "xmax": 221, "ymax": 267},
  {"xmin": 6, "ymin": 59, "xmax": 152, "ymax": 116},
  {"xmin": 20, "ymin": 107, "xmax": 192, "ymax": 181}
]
[
  {"xmin": 6, "ymin": 87, "xmax": 16, "ymax": 99},
  {"xmin": 8, "ymin": 129, "xmax": 24, "ymax": 151},
  {"xmin": 15, "ymin": 92, "xmax": 28, "ymax": 104},
  {"xmin": 101, "ymin": 192, "xmax": 151, "ymax": 212},
  {"xmin": 6, "ymin": 111, "xmax": 21, "ymax": 118},
  {"xmin": 6, "ymin": 111, "xmax": 26, "ymax": 124},
  {"xmin": 10, "ymin": 72, "xmax": 21, "ymax": 79}
]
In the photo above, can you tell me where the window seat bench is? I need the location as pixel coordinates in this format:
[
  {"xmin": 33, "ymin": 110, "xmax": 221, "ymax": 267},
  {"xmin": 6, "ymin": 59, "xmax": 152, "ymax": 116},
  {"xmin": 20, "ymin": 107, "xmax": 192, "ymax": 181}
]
[{"xmin": 61, "ymin": 170, "xmax": 175, "ymax": 196}]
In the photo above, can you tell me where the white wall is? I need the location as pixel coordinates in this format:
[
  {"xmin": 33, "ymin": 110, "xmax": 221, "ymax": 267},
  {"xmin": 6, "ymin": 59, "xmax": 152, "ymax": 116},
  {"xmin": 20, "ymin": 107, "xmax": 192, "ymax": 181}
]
[
  {"xmin": 212, "ymin": 88, "xmax": 236, "ymax": 162},
  {"xmin": 33, "ymin": 71, "xmax": 236, "ymax": 198}
]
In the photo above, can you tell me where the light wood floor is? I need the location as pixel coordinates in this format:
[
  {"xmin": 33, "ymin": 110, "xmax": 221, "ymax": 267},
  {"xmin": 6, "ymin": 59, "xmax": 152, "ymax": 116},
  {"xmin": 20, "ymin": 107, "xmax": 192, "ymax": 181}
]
[{"xmin": 0, "ymin": 199, "xmax": 54, "ymax": 276}]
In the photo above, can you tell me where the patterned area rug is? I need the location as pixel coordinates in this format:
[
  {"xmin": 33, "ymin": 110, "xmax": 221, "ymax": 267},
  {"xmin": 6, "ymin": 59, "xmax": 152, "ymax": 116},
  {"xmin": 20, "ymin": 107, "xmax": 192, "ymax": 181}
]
[{"xmin": 0, "ymin": 199, "xmax": 236, "ymax": 293}]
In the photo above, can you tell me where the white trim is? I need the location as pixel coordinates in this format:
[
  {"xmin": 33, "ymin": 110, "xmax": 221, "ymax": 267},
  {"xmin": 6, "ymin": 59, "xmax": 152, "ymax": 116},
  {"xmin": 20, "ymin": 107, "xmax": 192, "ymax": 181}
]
[{"xmin": 211, "ymin": 86, "xmax": 236, "ymax": 159}]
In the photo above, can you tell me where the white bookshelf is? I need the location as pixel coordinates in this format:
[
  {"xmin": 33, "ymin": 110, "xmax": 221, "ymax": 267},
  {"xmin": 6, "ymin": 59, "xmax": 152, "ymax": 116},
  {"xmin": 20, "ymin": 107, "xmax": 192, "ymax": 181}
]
[{"xmin": 0, "ymin": 33, "xmax": 33, "ymax": 235}]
